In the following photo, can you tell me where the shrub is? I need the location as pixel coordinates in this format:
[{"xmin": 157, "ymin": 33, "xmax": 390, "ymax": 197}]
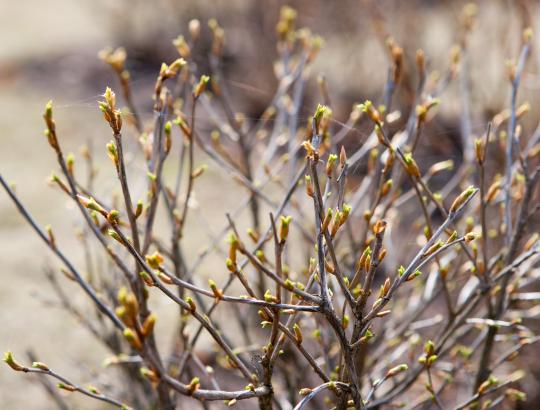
[{"xmin": 2, "ymin": 5, "xmax": 540, "ymax": 410}]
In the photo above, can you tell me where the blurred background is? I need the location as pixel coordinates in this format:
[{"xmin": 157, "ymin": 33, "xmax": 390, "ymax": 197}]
[{"xmin": 1, "ymin": 0, "xmax": 540, "ymax": 408}]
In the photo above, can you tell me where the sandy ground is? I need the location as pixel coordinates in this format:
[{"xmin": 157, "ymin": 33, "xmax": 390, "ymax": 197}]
[{"xmin": 1, "ymin": 3, "xmax": 116, "ymax": 408}]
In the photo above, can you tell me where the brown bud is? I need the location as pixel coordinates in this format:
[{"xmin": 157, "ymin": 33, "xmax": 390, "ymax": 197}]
[
  {"xmin": 403, "ymin": 154, "xmax": 421, "ymax": 178},
  {"xmin": 386, "ymin": 364, "xmax": 408, "ymax": 378},
  {"xmin": 158, "ymin": 271, "xmax": 174, "ymax": 285},
  {"xmin": 123, "ymin": 328, "xmax": 142, "ymax": 350},
  {"xmin": 304, "ymin": 175, "xmax": 314, "ymax": 197},
  {"xmin": 486, "ymin": 180, "xmax": 501, "ymax": 203},
  {"xmin": 322, "ymin": 208, "xmax": 333, "ymax": 232},
  {"xmin": 373, "ymin": 220, "xmax": 387, "ymax": 235},
  {"xmin": 293, "ymin": 324, "xmax": 303, "ymax": 344},
  {"xmin": 475, "ymin": 138, "xmax": 485, "ymax": 164},
  {"xmin": 339, "ymin": 145, "xmax": 347, "ymax": 166},
  {"xmin": 383, "ymin": 148, "xmax": 395, "ymax": 174},
  {"xmin": 450, "ymin": 186, "xmax": 477, "ymax": 213},
  {"xmin": 416, "ymin": 49, "xmax": 425, "ymax": 72},
  {"xmin": 356, "ymin": 247, "xmax": 371, "ymax": 272},
  {"xmin": 141, "ymin": 313, "xmax": 157, "ymax": 337},
  {"xmin": 57, "ymin": 383, "xmax": 76, "ymax": 392},
  {"xmin": 380, "ymin": 179, "xmax": 393, "ymax": 197},
  {"xmin": 3, "ymin": 352, "xmax": 25, "ymax": 372},
  {"xmin": 140, "ymin": 367, "xmax": 160, "ymax": 383}
]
